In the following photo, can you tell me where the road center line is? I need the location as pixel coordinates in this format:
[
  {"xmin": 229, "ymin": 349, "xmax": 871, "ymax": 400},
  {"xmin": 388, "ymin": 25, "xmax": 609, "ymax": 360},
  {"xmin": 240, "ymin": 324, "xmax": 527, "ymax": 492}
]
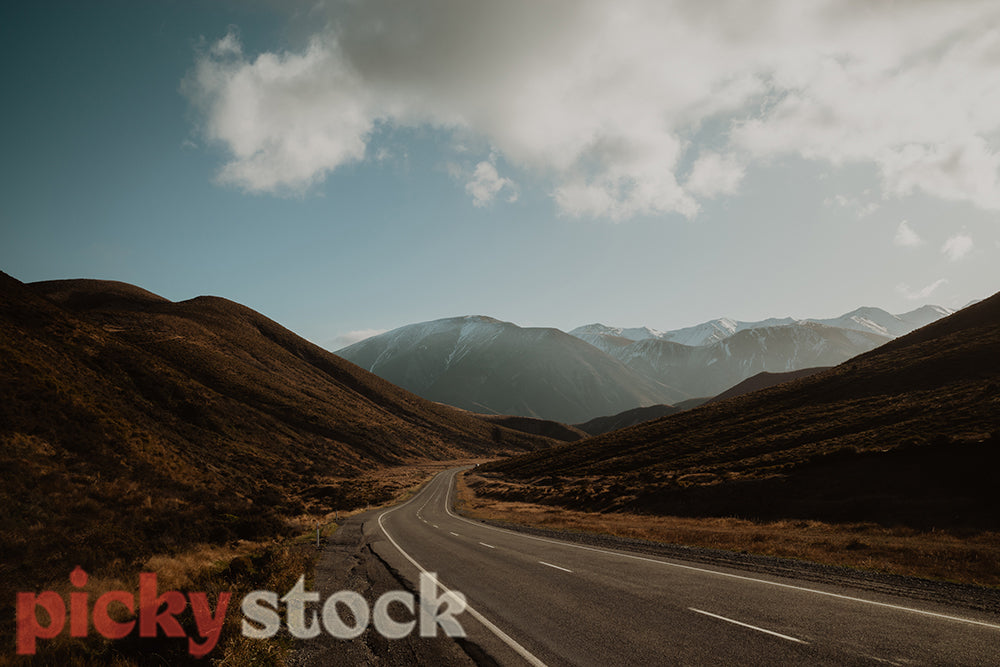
[
  {"xmin": 689, "ymin": 608, "xmax": 807, "ymax": 644},
  {"xmin": 450, "ymin": 531, "xmax": 461, "ymax": 537},
  {"xmin": 480, "ymin": 542, "xmax": 496, "ymax": 549},
  {"xmin": 443, "ymin": 469, "xmax": 1000, "ymax": 631},
  {"xmin": 538, "ymin": 561, "xmax": 573, "ymax": 573}
]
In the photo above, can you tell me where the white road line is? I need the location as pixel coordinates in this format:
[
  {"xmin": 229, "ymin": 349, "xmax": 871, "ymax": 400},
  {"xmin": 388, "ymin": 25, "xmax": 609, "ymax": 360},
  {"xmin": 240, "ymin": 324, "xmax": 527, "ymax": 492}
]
[
  {"xmin": 480, "ymin": 542, "xmax": 496, "ymax": 549},
  {"xmin": 538, "ymin": 561, "xmax": 573, "ymax": 573},
  {"xmin": 443, "ymin": 469, "xmax": 1000, "ymax": 632},
  {"xmin": 432, "ymin": 524, "xmax": 439, "ymax": 528},
  {"xmin": 689, "ymin": 608, "xmax": 807, "ymax": 644},
  {"xmin": 450, "ymin": 531, "xmax": 461, "ymax": 537},
  {"xmin": 378, "ymin": 481, "xmax": 549, "ymax": 667}
]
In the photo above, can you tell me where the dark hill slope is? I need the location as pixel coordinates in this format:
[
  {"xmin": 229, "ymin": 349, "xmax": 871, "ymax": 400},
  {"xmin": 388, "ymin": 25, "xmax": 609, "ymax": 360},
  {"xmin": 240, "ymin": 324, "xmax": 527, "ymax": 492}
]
[
  {"xmin": 708, "ymin": 367, "xmax": 831, "ymax": 403},
  {"xmin": 1, "ymin": 274, "xmax": 550, "ymax": 594},
  {"xmin": 575, "ymin": 404, "xmax": 681, "ymax": 436},
  {"xmin": 477, "ymin": 414, "xmax": 589, "ymax": 442},
  {"xmin": 484, "ymin": 292, "xmax": 1000, "ymax": 530}
]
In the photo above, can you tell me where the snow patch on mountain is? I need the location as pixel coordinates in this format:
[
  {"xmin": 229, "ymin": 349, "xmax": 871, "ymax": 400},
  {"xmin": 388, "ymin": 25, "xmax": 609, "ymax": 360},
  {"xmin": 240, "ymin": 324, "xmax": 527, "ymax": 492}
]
[{"xmin": 573, "ymin": 305, "xmax": 950, "ymax": 349}]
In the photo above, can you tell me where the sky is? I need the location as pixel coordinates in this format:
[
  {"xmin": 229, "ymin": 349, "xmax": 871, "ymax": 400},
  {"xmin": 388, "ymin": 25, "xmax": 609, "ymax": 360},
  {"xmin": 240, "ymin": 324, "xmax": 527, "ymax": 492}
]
[{"xmin": 2, "ymin": 0, "xmax": 998, "ymax": 349}]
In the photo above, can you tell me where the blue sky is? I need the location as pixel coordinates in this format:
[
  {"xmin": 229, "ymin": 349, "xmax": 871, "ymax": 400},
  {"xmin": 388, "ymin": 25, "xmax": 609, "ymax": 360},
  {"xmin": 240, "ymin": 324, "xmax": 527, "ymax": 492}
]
[{"xmin": 2, "ymin": 1, "xmax": 998, "ymax": 349}]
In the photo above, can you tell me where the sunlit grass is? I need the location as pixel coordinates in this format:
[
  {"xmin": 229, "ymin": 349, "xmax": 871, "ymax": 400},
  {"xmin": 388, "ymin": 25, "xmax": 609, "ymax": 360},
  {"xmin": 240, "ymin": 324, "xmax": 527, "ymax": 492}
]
[{"xmin": 458, "ymin": 472, "xmax": 1000, "ymax": 588}]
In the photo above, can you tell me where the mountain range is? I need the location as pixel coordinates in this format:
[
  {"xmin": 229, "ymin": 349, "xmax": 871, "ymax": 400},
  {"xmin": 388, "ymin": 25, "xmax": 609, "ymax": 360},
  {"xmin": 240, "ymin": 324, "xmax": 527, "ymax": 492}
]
[
  {"xmin": 334, "ymin": 315, "xmax": 685, "ymax": 424},
  {"xmin": 483, "ymin": 291, "xmax": 1000, "ymax": 531},
  {"xmin": 570, "ymin": 305, "xmax": 952, "ymax": 346},
  {"xmin": 337, "ymin": 305, "xmax": 952, "ymax": 422}
]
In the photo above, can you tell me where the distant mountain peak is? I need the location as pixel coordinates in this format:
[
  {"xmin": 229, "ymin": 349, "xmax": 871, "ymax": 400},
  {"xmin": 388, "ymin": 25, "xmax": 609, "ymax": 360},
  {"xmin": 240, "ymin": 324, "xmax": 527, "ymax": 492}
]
[
  {"xmin": 337, "ymin": 316, "xmax": 685, "ymax": 423},
  {"xmin": 574, "ymin": 304, "xmax": 951, "ymax": 349},
  {"xmin": 336, "ymin": 302, "xmax": 955, "ymax": 424}
]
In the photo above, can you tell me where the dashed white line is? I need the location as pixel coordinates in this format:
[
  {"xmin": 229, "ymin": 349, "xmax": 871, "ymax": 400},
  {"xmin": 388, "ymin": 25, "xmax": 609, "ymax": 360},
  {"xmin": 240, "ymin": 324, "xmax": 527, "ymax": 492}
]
[
  {"xmin": 480, "ymin": 542, "xmax": 496, "ymax": 549},
  {"xmin": 689, "ymin": 608, "xmax": 807, "ymax": 644},
  {"xmin": 450, "ymin": 531, "xmax": 460, "ymax": 537},
  {"xmin": 442, "ymin": 469, "xmax": 1000, "ymax": 632},
  {"xmin": 538, "ymin": 561, "xmax": 573, "ymax": 573}
]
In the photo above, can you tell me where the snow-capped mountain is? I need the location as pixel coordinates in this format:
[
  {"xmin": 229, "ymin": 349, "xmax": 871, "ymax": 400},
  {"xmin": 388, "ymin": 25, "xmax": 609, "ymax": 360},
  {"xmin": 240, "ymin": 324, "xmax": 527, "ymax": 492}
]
[
  {"xmin": 807, "ymin": 305, "xmax": 953, "ymax": 338},
  {"xmin": 335, "ymin": 304, "xmax": 951, "ymax": 424},
  {"xmin": 570, "ymin": 317, "xmax": 799, "ymax": 350},
  {"xmin": 594, "ymin": 322, "xmax": 889, "ymax": 398},
  {"xmin": 336, "ymin": 316, "xmax": 685, "ymax": 423},
  {"xmin": 573, "ymin": 305, "xmax": 951, "ymax": 349},
  {"xmin": 570, "ymin": 324, "xmax": 668, "ymax": 342},
  {"xmin": 569, "ymin": 305, "xmax": 951, "ymax": 399}
]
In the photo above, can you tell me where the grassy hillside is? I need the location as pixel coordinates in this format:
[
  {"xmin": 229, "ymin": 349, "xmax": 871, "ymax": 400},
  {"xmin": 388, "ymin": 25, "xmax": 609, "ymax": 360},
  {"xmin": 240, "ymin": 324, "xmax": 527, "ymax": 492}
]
[
  {"xmin": 483, "ymin": 292, "xmax": 1000, "ymax": 531},
  {"xmin": 0, "ymin": 273, "xmax": 552, "ymax": 603}
]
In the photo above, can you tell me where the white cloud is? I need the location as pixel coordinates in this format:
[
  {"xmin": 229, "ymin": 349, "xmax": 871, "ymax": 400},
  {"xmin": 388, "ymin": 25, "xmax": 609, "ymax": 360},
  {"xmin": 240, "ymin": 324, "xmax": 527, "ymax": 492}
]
[
  {"xmin": 466, "ymin": 160, "xmax": 517, "ymax": 207},
  {"xmin": 941, "ymin": 233, "xmax": 974, "ymax": 261},
  {"xmin": 183, "ymin": 31, "xmax": 374, "ymax": 193},
  {"xmin": 330, "ymin": 328, "xmax": 387, "ymax": 349},
  {"xmin": 210, "ymin": 30, "xmax": 242, "ymax": 58},
  {"xmin": 185, "ymin": 1, "xmax": 1000, "ymax": 219},
  {"xmin": 684, "ymin": 152, "xmax": 745, "ymax": 199},
  {"xmin": 825, "ymin": 193, "xmax": 879, "ymax": 217},
  {"xmin": 893, "ymin": 220, "xmax": 923, "ymax": 248},
  {"xmin": 896, "ymin": 279, "xmax": 948, "ymax": 301}
]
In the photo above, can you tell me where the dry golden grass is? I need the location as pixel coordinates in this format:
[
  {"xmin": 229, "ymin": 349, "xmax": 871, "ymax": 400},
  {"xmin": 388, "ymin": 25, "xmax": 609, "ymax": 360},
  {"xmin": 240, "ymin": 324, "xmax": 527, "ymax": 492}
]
[
  {"xmin": 458, "ymin": 472, "xmax": 1000, "ymax": 588},
  {"xmin": 0, "ymin": 462, "xmax": 468, "ymax": 665},
  {"xmin": 0, "ymin": 537, "xmax": 309, "ymax": 666},
  {"xmin": 141, "ymin": 542, "xmax": 269, "ymax": 590}
]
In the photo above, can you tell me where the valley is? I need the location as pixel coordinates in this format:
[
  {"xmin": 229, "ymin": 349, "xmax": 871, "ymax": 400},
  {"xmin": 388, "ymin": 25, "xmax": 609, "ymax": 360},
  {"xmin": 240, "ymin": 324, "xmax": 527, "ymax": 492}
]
[{"xmin": 3, "ymin": 270, "xmax": 996, "ymax": 665}]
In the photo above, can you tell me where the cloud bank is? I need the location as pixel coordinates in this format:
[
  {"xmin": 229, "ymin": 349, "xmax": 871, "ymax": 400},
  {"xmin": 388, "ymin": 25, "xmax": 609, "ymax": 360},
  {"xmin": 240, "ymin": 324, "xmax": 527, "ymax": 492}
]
[{"xmin": 185, "ymin": 0, "xmax": 1000, "ymax": 219}]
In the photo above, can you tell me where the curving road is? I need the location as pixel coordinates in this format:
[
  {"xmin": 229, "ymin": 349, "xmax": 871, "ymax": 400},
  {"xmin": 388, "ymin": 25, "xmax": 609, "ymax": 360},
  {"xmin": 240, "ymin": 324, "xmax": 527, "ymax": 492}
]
[{"xmin": 370, "ymin": 467, "xmax": 1000, "ymax": 666}]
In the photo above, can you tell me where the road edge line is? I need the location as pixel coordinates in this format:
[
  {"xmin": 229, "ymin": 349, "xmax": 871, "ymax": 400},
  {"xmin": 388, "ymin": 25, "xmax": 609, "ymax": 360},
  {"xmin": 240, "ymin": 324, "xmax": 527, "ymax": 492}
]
[
  {"xmin": 689, "ymin": 608, "xmax": 807, "ymax": 644},
  {"xmin": 377, "ymin": 476, "xmax": 549, "ymax": 667}
]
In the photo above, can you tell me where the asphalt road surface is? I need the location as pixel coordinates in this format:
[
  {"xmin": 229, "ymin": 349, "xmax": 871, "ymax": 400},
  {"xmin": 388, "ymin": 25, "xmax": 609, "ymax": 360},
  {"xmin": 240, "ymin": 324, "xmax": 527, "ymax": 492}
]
[{"xmin": 370, "ymin": 467, "xmax": 1000, "ymax": 666}]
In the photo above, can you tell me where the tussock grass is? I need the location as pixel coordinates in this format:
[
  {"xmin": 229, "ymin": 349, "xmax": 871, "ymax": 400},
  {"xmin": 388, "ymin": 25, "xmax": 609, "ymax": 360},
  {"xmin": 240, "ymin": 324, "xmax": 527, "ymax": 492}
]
[
  {"xmin": 458, "ymin": 472, "xmax": 1000, "ymax": 588},
  {"xmin": 0, "ymin": 538, "xmax": 313, "ymax": 666},
  {"xmin": 1, "ymin": 462, "xmax": 474, "ymax": 665}
]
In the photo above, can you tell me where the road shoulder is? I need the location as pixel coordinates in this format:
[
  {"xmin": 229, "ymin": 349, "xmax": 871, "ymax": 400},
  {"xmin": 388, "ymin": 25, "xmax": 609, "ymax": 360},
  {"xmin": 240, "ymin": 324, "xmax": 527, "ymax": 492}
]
[{"xmin": 289, "ymin": 509, "xmax": 479, "ymax": 666}]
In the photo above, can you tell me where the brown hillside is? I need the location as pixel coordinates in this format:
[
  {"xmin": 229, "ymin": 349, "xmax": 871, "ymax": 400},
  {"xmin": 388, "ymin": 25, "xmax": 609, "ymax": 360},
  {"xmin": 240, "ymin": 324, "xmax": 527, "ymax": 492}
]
[
  {"xmin": 484, "ymin": 292, "xmax": 1000, "ymax": 531},
  {"xmin": 1, "ymin": 273, "xmax": 551, "ymax": 598}
]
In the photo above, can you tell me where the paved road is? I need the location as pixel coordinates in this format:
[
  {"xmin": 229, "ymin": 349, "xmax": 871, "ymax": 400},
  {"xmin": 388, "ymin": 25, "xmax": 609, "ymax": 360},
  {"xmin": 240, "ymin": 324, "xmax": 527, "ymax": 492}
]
[{"xmin": 370, "ymin": 467, "xmax": 1000, "ymax": 665}]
